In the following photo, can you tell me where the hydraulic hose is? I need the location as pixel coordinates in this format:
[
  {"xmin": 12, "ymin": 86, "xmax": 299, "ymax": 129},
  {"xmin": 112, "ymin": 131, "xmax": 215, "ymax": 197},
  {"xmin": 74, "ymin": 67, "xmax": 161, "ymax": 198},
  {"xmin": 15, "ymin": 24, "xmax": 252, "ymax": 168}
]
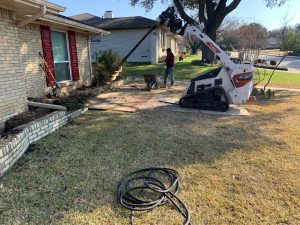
[{"xmin": 117, "ymin": 167, "xmax": 192, "ymax": 225}]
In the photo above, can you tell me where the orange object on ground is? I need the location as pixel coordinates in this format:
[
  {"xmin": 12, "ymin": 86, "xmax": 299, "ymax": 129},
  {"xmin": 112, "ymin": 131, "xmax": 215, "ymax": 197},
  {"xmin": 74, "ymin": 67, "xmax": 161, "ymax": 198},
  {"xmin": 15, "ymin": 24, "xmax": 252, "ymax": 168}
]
[{"xmin": 247, "ymin": 96, "xmax": 257, "ymax": 102}]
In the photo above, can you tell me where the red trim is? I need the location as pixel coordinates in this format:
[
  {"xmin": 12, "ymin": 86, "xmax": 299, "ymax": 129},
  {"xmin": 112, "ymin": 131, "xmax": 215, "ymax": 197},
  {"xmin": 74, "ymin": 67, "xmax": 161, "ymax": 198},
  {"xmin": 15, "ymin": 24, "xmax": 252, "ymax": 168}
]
[
  {"xmin": 232, "ymin": 72, "xmax": 253, "ymax": 88},
  {"xmin": 67, "ymin": 31, "xmax": 80, "ymax": 81},
  {"xmin": 207, "ymin": 42, "xmax": 221, "ymax": 53},
  {"xmin": 40, "ymin": 25, "xmax": 56, "ymax": 87}
]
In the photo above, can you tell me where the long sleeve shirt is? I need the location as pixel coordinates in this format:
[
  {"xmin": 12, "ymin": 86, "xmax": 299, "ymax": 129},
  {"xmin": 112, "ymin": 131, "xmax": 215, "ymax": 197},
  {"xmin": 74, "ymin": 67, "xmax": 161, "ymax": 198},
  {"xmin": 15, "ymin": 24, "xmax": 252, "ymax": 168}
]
[{"xmin": 165, "ymin": 53, "xmax": 175, "ymax": 68}]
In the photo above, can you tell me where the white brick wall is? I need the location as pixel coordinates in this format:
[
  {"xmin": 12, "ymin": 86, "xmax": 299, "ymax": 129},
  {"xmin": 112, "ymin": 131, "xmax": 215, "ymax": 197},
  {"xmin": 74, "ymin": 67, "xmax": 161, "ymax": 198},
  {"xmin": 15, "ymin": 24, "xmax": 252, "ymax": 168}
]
[
  {"xmin": 76, "ymin": 33, "xmax": 93, "ymax": 85},
  {"xmin": 0, "ymin": 8, "xmax": 28, "ymax": 118},
  {"xmin": 19, "ymin": 23, "xmax": 45, "ymax": 98}
]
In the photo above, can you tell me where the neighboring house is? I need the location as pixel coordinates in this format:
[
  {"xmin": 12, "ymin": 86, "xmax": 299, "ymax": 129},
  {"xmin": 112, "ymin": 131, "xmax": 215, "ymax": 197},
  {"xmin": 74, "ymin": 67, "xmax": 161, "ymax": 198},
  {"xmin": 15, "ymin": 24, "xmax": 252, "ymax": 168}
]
[
  {"xmin": 71, "ymin": 12, "xmax": 181, "ymax": 64},
  {"xmin": 0, "ymin": 0, "xmax": 109, "ymax": 122},
  {"xmin": 265, "ymin": 37, "xmax": 282, "ymax": 49}
]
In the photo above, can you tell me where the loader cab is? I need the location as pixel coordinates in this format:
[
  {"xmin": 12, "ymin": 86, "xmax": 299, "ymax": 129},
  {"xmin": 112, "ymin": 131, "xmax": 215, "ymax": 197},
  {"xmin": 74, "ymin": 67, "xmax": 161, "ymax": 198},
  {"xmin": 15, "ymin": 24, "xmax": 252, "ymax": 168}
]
[
  {"xmin": 187, "ymin": 67, "xmax": 224, "ymax": 95},
  {"xmin": 191, "ymin": 67, "xmax": 223, "ymax": 82}
]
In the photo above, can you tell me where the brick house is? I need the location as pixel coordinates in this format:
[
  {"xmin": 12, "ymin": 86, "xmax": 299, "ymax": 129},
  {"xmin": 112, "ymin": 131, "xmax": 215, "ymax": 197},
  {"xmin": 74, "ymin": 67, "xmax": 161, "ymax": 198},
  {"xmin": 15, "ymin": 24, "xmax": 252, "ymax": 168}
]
[{"xmin": 0, "ymin": 0, "xmax": 109, "ymax": 123}]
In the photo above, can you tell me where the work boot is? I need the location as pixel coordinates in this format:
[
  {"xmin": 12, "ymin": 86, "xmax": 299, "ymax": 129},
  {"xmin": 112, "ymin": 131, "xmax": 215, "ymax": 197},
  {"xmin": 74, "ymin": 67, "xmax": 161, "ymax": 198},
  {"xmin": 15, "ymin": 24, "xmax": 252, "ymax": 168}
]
[
  {"xmin": 170, "ymin": 83, "xmax": 175, "ymax": 88},
  {"xmin": 162, "ymin": 83, "xmax": 167, "ymax": 88}
]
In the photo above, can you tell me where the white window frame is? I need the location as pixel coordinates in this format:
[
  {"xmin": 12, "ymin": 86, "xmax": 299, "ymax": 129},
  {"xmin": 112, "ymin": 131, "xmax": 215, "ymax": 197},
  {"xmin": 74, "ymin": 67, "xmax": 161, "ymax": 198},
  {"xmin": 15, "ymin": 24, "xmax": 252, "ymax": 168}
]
[{"xmin": 51, "ymin": 29, "xmax": 73, "ymax": 83}]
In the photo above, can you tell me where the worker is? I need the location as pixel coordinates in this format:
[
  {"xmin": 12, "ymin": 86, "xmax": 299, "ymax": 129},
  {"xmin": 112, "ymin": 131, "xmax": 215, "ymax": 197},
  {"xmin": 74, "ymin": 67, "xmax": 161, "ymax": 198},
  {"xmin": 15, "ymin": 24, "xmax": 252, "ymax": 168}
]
[{"xmin": 163, "ymin": 48, "xmax": 175, "ymax": 88}]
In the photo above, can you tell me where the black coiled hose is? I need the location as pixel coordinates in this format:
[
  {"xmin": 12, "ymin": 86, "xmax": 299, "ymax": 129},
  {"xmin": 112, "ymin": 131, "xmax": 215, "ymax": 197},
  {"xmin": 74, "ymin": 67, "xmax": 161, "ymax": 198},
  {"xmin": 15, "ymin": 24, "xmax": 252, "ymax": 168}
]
[{"xmin": 117, "ymin": 167, "xmax": 192, "ymax": 225}]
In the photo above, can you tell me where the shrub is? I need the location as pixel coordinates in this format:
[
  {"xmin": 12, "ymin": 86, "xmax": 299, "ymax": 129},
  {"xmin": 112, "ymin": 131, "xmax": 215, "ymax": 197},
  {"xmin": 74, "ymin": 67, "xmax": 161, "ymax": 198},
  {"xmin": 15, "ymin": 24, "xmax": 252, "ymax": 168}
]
[
  {"xmin": 270, "ymin": 60, "xmax": 277, "ymax": 66},
  {"xmin": 95, "ymin": 49, "xmax": 121, "ymax": 73},
  {"xmin": 93, "ymin": 49, "xmax": 122, "ymax": 85},
  {"xmin": 58, "ymin": 96, "xmax": 86, "ymax": 111}
]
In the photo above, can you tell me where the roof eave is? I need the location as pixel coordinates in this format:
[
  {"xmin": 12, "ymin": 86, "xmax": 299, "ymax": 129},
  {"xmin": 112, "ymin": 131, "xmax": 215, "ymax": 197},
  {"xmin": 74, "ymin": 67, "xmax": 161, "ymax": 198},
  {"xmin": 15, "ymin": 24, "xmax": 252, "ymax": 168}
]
[
  {"xmin": 40, "ymin": 14, "xmax": 110, "ymax": 35},
  {"xmin": 14, "ymin": 0, "xmax": 66, "ymax": 14}
]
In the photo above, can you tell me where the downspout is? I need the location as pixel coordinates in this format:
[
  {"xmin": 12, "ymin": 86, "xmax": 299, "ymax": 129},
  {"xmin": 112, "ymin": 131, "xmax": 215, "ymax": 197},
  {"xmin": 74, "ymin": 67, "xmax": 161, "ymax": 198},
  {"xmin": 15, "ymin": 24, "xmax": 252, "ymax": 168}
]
[
  {"xmin": 88, "ymin": 35, "xmax": 93, "ymax": 79},
  {"xmin": 17, "ymin": 5, "xmax": 47, "ymax": 27}
]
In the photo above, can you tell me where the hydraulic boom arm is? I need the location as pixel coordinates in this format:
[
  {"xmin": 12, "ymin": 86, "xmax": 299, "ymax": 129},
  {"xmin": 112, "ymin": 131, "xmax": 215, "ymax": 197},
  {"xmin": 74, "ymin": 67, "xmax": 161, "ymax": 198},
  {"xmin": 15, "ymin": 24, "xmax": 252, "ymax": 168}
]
[{"xmin": 184, "ymin": 24, "xmax": 236, "ymax": 70}]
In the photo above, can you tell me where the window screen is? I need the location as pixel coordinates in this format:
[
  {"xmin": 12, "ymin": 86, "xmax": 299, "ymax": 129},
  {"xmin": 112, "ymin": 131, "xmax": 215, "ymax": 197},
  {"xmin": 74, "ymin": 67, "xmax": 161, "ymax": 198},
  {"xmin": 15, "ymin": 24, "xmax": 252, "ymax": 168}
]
[{"xmin": 51, "ymin": 31, "xmax": 71, "ymax": 82}]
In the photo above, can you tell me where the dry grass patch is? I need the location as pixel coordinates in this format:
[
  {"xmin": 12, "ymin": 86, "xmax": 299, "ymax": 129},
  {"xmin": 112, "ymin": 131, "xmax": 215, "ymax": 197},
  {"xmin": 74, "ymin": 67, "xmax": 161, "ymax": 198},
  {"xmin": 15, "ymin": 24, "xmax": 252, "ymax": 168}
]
[{"xmin": 0, "ymin": 91, "xmax": 299, "ymax": 225}]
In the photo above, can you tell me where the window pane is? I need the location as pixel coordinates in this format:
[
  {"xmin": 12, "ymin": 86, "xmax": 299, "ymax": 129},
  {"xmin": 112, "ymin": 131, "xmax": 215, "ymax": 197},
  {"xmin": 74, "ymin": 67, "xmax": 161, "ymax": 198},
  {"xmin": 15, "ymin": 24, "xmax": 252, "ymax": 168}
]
[
  {"xmin": 51, "ymin": 31, "xmax": 69, "ymax": 61},
  {"xmin": 55, "ymin": 63, "xmax": 71, "ymax": 82}
]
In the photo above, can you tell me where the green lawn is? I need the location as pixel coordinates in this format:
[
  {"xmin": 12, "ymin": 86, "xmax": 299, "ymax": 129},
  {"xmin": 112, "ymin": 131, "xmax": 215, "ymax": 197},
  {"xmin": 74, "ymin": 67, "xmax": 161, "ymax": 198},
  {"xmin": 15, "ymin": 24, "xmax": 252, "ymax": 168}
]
[
  {"xmin": 255, "ymin": 69, "xmax": 300, "ymax": 89},
  {"xmin": 124, "ymin": 55, "xmax": 216, "ymax": 80},
  {"xmin": 124, "ymin": 56, "xmax": 300, "ymax": 89}
]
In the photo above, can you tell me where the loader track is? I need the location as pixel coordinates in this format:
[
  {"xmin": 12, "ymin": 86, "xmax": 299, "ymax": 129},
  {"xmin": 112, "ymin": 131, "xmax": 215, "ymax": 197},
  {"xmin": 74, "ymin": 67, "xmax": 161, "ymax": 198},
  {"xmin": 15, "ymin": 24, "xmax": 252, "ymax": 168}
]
[{"xmin": 179, "ymin": 86, "xmax": 230, "ymax": 112}]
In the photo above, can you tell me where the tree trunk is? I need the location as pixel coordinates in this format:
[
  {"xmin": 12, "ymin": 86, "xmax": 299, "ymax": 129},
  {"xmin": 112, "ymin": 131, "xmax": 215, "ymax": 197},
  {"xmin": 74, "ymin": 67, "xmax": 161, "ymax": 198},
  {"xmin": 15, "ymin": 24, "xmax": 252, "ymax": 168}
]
[
  {"xmin": 191, "ymin": 46, "xmax": 198, "ymax": 55},
  {"xmin": 190, "ymin": 42, "xmax": 201, "ymax": 54},
  {"xmin": 202, "ymin": 45, "xmax": 215, "ymax": 63},
  {"xmin": 202, "ymin": 28, "xmax": 217, "ymax": 63}
]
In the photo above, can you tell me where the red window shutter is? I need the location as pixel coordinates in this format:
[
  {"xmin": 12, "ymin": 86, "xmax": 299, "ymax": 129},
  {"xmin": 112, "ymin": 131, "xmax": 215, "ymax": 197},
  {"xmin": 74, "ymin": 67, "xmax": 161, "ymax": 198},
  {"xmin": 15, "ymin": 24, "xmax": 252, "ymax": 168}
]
[
  {"xmin": 40, "ymin": 25, "xmax": 56, "ymax": 87},
  {"xmin": 67, "ymin": 31, "xmax": 80, "ymax": 81}
]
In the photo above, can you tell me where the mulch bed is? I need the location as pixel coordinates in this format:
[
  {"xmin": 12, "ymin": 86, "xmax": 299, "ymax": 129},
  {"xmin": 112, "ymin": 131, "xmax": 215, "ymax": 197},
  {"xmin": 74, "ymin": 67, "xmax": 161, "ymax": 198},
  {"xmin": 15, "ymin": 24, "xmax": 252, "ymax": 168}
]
[
  {"xmin": 3, "ymin": 108, "xmax": 53, "ymax": 135},
  {"xmin": 1, "ymin": 86, "xmax": 103, "ymax": 137}
]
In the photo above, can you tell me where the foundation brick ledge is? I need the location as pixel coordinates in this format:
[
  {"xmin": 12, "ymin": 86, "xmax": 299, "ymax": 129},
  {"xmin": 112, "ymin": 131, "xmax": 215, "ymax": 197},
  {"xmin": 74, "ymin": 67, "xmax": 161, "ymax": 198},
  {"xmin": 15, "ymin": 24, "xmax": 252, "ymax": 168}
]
[{"xmin": 0, "ymin": 108, "xmax": 88, "ymax": 176}]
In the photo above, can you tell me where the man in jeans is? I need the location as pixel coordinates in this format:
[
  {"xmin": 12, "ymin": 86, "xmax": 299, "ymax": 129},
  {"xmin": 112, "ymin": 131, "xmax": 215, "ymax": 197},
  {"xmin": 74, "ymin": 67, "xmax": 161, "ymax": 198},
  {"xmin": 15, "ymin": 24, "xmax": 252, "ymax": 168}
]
[{"xmin": 163, "ymin": 48, "xmax": 175, "ymax": 88}]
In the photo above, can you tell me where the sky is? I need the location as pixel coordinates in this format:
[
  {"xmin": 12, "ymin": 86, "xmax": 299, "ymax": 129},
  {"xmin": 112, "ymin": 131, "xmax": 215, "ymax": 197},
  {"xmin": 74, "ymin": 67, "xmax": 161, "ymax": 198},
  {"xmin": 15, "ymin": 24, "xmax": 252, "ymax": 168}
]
[{"xmin": 50, "ymin": 0, "xmax": 300, "ymax": 30}]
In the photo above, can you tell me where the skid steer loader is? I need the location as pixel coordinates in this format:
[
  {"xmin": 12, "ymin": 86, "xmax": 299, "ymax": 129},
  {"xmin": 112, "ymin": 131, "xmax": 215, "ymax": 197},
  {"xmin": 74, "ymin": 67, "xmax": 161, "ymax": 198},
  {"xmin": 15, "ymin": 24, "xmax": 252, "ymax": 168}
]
[{"xmin": 158, "ymin": 7, "xmax": 254, "ymax": 112}]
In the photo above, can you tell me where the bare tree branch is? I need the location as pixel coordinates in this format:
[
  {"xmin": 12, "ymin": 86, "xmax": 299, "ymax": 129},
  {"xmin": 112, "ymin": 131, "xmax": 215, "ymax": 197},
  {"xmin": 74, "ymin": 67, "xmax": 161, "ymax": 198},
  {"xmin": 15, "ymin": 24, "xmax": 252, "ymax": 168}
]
[
  {"xmin": 205, "ymin": 0, "xmax": 215, "ymax": 20},
  {"xmin": 225, "ymin": 0, "xmax": 242, "ymax": 15},
  {"xmin": 198, "ymin": 0, "xmax": 207, "ymax": 23},
  {"xmin": 173, "ymin": 0, "xmax": 197, "ymax": 24}
]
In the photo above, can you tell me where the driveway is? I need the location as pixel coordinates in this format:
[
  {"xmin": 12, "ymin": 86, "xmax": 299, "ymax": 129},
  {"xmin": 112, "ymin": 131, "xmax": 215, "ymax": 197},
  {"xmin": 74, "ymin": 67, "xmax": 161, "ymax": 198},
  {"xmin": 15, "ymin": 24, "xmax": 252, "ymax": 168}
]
[
  {"xmin": 262, "ymin": 55, "xmax": 300, "ymax": 73},
  {"xmin": 230, "ymin": 51, "xmax": 300, "ymax": 74}
]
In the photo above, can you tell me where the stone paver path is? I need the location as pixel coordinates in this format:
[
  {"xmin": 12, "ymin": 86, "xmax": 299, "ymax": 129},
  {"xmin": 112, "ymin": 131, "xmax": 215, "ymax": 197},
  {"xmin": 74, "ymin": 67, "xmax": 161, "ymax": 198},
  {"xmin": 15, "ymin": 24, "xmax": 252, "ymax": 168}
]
[{"xmin": 87, "ymin": 84, "xmax": 250, "ymax": 116}]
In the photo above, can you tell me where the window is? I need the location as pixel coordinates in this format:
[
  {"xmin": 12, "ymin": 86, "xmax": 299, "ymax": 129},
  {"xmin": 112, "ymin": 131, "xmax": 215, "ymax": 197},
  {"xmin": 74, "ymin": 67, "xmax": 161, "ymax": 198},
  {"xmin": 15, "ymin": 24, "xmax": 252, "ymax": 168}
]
[{"xmin": 51, "ymin": 31, "xmax": 71, "ymax": 82}]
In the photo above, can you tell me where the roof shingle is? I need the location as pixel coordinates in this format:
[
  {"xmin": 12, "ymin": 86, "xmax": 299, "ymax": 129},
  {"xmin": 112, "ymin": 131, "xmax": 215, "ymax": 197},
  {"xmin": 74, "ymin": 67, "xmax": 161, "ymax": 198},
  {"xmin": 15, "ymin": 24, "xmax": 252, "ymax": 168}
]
[{"xmin": 71, "ymin": 13, "xmax": 156, "ymax": 30}]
